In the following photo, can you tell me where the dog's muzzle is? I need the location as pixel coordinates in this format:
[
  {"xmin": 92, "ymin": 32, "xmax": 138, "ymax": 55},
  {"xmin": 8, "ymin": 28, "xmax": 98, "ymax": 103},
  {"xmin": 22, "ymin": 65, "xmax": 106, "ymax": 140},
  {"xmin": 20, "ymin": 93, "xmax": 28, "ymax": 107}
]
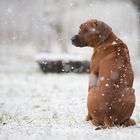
[{"xmin": 71, "ymin": 35, "xmax": 88, "ymax": 47}]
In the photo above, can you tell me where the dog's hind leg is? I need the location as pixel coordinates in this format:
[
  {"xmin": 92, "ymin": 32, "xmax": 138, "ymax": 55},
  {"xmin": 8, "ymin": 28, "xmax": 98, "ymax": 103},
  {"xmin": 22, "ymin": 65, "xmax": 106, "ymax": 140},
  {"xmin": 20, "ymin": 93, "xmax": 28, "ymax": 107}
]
[
  {"xmin": 122, "ymin": 118, "xmax": 136, "ymax": 127},
  {"xmin": 86, "ymin": 113, "xmax": 92, "ymax": 121}
]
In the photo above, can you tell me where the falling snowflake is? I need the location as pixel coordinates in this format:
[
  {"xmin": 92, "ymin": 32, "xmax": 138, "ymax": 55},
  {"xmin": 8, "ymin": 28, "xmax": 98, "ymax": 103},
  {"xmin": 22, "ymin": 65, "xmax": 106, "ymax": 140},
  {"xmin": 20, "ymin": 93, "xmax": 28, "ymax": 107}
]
[
  {"xmin": 100, "ymin": 76, "xmax": 104, "ymax": 81},
  {"xmin": 6, "ymin": 7, "xmax": 14, "ymax": 15},
  {"xmin": 70, "ymin": 3, "xmax": 74, "ymax": 7},
  {"xmin": 105, "ymin": 102, "xmax": 109, "ymax": 105},
  {"xmin": 118, "ymin": 98, "xmax": 122, "ymax": 102},
  {"xmin": 115, "ymin": 118, "xmax": 118, "ymax": 121},
  {"xmin": 105, "ymin": 83, "xmax": 109, "ymax": 87},
  {"xmin": 112, "ymin": 41, "xmax": 117, "ymax": 45},
  {"xmin": 94, "ymin": 110, "xmax": 96, "ymax": 113},
  {"xmin": 122, "ymin": 94, "xmax": 124, "ymax": 97},
  {"xmin": 101, "ymin": 93, "xmax": 105, "ymax": 96},
  {"xmin": 109, "ymin": 107, "xmax": 112, "ymax": 110}
]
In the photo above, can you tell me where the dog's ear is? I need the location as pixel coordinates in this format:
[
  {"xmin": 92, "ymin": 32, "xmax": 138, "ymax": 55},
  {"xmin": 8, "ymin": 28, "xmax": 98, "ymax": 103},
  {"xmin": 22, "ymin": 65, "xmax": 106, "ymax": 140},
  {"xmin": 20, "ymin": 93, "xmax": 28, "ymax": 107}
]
[{"xmin": 94, "ymin": 20, "xmax": 112, "ymax": 41}]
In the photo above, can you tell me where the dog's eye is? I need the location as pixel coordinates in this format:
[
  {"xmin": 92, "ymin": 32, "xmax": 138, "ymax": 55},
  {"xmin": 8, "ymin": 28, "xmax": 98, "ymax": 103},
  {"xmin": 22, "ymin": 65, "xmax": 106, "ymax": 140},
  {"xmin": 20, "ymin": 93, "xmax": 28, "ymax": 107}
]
[
  {"xmin": 83, "ymin": 29, "xmax": 89, "ymax": 34},
  {"xmin": 83, "ymin": 28, "xmax": 95, "ymax": 35}
]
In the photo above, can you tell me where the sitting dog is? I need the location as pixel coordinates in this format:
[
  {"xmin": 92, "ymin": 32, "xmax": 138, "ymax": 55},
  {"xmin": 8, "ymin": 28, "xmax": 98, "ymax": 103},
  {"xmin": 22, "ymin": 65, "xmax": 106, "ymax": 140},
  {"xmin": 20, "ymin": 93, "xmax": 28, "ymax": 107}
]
[{"xmin": 71, "ymin": 19, "xmax": 136, "ymax": 129}]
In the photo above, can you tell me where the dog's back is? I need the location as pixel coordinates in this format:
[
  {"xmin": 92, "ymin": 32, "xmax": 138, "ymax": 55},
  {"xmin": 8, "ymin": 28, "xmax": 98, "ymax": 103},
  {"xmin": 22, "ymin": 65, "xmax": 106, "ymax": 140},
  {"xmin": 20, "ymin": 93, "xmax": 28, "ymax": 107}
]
[{"xmin": 88, "ymin": 34, "xmax": 135, "ymax": 127}]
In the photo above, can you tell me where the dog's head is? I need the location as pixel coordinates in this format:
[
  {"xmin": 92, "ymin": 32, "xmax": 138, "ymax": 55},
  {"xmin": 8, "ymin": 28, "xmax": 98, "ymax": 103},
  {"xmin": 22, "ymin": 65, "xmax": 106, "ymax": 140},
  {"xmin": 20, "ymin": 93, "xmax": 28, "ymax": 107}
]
[{"xmin": 71, "ymin": 19, "xmax": 112, "ymax": 48}]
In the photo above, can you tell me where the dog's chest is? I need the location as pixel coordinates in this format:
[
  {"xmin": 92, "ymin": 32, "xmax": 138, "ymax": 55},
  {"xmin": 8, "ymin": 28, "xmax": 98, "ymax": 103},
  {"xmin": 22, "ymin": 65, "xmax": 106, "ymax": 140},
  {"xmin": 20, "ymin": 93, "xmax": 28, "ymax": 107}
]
[
  {"xmin": 90, "ymin": 60, "xmax": 98, "ymax": 74},
  {"xmin": 90, "ymin": 52, "xmax": 103, "ymax": 73}
]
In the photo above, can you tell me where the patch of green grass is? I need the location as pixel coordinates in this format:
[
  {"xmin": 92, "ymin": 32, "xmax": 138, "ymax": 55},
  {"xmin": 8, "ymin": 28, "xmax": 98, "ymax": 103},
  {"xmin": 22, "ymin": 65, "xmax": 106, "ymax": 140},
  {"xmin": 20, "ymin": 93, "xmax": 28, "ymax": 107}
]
[
  {"xmin": 0, "ymin": 112, "xmax": 11, "ymax": 125},
  {"xmin": 52, "ymin": 112, "xmax": 59, "ymax": 120},
  {"xmin": 41, "ymin": 112, "xmax": 60, "ymax": 125},
  {"xmin": 0, "ymin": 112, "xmax": 20, "ymax": 125}
]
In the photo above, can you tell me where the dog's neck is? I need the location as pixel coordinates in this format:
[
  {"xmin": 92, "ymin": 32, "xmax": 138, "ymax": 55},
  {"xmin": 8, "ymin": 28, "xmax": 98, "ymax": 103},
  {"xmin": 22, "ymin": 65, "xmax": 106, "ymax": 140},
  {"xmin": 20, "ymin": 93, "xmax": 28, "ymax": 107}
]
[{"xmin": 93, "ymin": 32, "xmax": 120, "ymax": 51}]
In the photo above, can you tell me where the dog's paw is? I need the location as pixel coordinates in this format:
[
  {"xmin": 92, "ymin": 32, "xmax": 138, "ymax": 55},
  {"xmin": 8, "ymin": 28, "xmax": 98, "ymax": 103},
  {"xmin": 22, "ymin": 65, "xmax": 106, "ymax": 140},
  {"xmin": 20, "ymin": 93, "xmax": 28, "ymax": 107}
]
[
  {"xmin": 86, "ymin": 114, "xmax": 92, "ymax": 121},
  {"xmin": 123, "ymin": 119, "xmax": 136, "ymax": 127}
]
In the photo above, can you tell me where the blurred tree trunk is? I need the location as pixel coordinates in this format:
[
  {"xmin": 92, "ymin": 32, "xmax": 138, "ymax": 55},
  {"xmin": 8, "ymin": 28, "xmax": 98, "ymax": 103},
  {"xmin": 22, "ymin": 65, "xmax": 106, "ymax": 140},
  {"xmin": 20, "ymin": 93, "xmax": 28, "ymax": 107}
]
[
  {"xmin": 54, "ymin": 24, "xmax": 68, "ymax": 53},
  {"xmin": 131, "ymin": 0, "xmax": 140, "ymax": 38},
  {"xmin": 130, "ymin": 0, "xmax": 140, "ymax": 55},
  {"xmin": 132, "ymin": 0, "xmax": 140, "ymax": 11}
]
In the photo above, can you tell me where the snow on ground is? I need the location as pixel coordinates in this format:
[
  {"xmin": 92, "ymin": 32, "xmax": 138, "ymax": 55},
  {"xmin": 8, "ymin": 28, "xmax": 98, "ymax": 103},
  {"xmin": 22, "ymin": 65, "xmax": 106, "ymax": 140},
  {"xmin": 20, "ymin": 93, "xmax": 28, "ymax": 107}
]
[{"xmin": 0, "ymin": 54, "xmax": 140, "ymax": 140}]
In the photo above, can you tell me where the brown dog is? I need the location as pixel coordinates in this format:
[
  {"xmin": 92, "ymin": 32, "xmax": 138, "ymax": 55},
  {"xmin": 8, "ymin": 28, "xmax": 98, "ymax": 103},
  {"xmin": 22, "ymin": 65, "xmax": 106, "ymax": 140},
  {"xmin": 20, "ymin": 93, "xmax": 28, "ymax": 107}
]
[{"xmin": 71, "ymin": 19, "xmax": 136, "ymax": 129}]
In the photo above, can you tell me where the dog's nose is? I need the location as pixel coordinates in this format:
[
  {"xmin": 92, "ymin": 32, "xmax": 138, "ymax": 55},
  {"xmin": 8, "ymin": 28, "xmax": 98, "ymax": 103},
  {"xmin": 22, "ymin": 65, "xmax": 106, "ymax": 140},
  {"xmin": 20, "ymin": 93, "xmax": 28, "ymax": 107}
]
[
  {"xmin": 71, "ymin": 35, "xmax": 77, "ymax": 43},
  {"xmin": 71, "ymin": 35, "xmax": 79, "ymax": 45}
]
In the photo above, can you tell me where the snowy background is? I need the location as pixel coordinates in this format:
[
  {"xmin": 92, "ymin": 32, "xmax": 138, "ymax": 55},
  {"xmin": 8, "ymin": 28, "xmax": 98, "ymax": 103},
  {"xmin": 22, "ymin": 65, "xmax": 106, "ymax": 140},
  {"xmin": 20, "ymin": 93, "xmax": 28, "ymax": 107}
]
[{"xmin": 0, "ymin": 0, "xmax": 140, "ymax": 140}]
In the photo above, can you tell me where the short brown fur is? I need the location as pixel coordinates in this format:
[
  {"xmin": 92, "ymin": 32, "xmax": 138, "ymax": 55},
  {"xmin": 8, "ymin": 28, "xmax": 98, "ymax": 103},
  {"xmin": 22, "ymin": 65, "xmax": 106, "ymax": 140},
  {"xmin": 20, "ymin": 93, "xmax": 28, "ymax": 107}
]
[{"xmin": 71, "ymin": 19, "xmax": 136, "ymax": 129}]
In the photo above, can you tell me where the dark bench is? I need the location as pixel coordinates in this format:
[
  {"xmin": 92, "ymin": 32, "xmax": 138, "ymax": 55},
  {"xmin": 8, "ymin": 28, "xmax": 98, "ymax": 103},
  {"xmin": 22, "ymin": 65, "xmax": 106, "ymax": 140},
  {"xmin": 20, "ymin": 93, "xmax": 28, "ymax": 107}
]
[{"xmin": 36, "ymin": 53, "xmax": 90, "ymax": 73}]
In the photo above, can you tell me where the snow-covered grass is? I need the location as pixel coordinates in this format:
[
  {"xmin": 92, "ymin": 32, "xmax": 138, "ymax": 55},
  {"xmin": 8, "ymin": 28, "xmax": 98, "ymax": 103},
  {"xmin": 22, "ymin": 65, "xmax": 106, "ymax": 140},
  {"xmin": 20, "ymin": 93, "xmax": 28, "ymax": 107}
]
[{"xmin": 0, "ymin": 59, "xmax": 140, "ymax": 140}]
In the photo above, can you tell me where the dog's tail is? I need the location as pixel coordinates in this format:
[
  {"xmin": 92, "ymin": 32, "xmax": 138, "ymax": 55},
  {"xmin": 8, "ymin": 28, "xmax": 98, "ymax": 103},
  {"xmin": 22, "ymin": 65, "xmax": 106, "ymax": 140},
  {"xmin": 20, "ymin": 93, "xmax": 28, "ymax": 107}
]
[{"xmin": 95, "ymin": 127, "xmax": 102, "ymax": 130}]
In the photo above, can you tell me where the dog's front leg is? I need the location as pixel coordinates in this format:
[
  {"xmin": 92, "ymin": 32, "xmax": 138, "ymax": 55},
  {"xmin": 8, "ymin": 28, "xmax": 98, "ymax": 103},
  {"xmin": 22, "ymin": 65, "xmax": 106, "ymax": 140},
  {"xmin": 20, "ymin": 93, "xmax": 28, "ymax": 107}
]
[
  {"xmin": 86, "ymin": 73, "xmax": 98, "ymax": 121},
  {"xmin": 89, "ymin": 73, "xmax": 98, "ymax": 90}
]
